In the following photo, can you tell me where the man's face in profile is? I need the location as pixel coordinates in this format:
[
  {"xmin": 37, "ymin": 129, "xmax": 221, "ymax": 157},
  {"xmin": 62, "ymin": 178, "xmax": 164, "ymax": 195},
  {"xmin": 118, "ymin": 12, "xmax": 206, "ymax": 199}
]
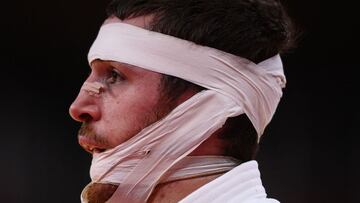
[
  {"xmin": 69, "ymin": 17, "xmax": 176, "ymax": 154},
  {"xmin": 69, "ymin": 59, "xmax": 168, "ymax": 153}
]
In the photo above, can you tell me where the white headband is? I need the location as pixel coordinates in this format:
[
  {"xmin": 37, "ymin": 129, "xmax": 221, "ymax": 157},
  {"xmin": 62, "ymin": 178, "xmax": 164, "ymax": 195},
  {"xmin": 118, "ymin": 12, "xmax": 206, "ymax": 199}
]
[
  {"xmin": 86, "ymin": 22, "xmax": 286, "ymax": 202},
  {"xmin": 88, "ymin": 23, "xmax": 285, "ymax": 136}
]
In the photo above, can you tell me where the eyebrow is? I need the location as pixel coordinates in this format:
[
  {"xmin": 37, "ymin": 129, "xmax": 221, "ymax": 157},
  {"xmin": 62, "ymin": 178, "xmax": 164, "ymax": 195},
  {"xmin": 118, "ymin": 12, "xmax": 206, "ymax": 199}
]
[
  {"xmin": 91, "ymin": 59, "xmax": 136, "ymax": 68},
  {"xmin": 90, "ymin": 59, "xmax": 148, "ymax": 77},
  {"xmin": 108, "ymin": 61, "xmax": 145, "ymax": 73}
]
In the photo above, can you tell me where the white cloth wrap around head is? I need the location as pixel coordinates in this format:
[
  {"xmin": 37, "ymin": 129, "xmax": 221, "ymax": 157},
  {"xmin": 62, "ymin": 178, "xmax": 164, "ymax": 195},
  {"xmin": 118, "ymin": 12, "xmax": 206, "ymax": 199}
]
[{"xmin": 86, "ymin": 22, "xmax": 286, "ymax": 203}]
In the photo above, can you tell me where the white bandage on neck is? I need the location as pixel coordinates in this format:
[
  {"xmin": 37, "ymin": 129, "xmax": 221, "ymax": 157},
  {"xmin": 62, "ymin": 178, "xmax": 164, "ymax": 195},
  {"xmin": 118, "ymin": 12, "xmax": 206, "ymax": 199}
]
[{"xmin": 86, "ymin": 22, "xmax": 286, "ymax": 203}]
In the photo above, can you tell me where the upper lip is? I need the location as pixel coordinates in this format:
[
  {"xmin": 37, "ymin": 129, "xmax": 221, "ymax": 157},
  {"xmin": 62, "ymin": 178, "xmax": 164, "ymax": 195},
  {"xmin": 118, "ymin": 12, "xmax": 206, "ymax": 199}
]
[{"xmin": 78, "ymin": 136, "xmax": 107, "ymax": 154}]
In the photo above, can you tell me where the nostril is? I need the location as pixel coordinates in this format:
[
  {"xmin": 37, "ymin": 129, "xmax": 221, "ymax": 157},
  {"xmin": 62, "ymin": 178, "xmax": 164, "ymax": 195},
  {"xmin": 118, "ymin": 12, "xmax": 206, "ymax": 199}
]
[{"xmin": 79, "ymin": 113, "xmax": 93, "ymax": 122}]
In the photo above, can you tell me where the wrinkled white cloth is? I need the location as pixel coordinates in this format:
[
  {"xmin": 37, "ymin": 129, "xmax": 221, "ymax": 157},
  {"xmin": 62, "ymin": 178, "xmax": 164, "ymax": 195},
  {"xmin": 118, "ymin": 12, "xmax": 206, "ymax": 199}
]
[
  {"xmin": 85, "ymin": 22, "xmax": 286, "ymax": 203},
  {"xmin": 181, "ymin": 160, "xmax": 279, "ymax": 203},
  {"xmin": 81, "ymin": 156, "xmax": 240, "ymax": 202}
]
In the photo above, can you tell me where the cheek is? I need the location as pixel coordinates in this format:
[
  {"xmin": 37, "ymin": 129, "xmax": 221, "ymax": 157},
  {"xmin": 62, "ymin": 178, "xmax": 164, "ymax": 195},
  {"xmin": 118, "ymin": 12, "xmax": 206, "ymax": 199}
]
[
  {"xmin": 98, "ymin": 106, "xmax": 138, "ymax": 146},
  {"xmin": 95, "ymin": 75, "xmax": 163, "ymax": 145},
  {"xmin": 102, "ymin": 94, "xmax": 157, "ymax": 120},
  {"xmin": 101, "ymin": 100, "xmax": 136, "ymax": 128},
  {"xmin": 109, "ymin": 83, "xmax": 161, "ymax": 116},
  {"xmin": 97, "ymin": 95, "xmax": 160, "ymax": 145}
]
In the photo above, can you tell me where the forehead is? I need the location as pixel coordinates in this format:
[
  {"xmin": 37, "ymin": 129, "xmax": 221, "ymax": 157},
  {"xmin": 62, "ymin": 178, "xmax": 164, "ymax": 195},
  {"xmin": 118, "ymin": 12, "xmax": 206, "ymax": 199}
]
[{"xmin": 91, "ymin": 15, "xmax": 156, "ymax": 75}]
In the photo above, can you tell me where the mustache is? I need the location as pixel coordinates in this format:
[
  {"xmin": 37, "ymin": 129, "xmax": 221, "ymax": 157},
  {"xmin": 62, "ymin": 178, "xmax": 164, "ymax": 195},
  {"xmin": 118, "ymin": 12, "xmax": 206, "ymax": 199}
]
[
  {"xmin": 78, "ymin": 123, "xmax": 97, "ymax": 138},
  {"xmin": 78, "ymin": 123, "xmax": 109, "ymax": 146}
]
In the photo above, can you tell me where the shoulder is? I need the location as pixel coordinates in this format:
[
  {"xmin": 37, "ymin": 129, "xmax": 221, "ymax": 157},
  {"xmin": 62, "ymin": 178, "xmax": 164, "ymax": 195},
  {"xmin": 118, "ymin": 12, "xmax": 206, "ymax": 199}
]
[
  {"xmin": 180, "ymin": 161, "xmax": 280, "ymax": 203},
  {"xmin": 148, "ymin": 173, "xmax": 223, "ymax": 203}
]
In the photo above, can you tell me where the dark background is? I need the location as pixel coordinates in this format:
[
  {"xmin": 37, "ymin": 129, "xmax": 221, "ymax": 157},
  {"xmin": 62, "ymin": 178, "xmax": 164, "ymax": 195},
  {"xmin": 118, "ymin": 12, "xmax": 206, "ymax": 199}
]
[{"xmin": 1, "ymin": 1, "xmax": 358, "ymax": 202}]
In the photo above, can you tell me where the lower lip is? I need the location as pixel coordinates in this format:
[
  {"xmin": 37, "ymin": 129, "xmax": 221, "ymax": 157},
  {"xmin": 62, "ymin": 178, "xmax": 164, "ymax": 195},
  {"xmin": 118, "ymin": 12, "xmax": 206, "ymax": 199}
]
[
  {"xmin": 78, "ymin": 136, "xmax": 104, "ymax": 150},
  {"xmin": 78, "ymin": 135, "xmax": 110, "ymax": 154}
]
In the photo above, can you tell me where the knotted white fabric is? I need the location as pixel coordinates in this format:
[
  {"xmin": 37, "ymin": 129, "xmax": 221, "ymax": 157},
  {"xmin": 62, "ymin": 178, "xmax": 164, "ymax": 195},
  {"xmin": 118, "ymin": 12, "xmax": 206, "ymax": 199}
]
[
  {"xmin": 81, "ymin": 156, "xmax": 240, "ymax": 202},
  {"xmin": 85, "ymin": 22, "xmax": 286, "ymax": 203}
]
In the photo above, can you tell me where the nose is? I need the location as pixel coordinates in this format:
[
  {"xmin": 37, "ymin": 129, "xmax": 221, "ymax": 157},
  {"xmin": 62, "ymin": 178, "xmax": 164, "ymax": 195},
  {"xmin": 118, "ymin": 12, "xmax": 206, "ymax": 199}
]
[{"xmin": 69, "ymin": 89, "xmax": 101, "ymax": 122}]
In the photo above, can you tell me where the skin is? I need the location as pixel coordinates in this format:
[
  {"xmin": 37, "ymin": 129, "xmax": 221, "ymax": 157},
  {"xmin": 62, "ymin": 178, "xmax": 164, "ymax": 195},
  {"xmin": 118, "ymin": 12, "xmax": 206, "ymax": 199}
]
[
  {"xmin": 69, "ymin": 16, "xmax": 227, "ymax": 202},
  {"xmin": 70, "ymin": 60, "xmax": 170, "ymax": 152}
]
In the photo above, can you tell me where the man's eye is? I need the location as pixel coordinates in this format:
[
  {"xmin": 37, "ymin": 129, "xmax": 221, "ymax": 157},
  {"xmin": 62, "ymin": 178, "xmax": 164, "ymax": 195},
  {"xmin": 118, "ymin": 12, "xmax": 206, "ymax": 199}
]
[{"xmin": 107, "ymin": 69, "xmax": 125, "ymax": 84}]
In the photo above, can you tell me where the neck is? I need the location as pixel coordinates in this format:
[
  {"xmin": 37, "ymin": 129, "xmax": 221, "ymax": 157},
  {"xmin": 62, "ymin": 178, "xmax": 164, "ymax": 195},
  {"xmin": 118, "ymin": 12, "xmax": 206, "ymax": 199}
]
[{"xmin": 189, "ymin": 132, "xmax": 228, "ymax": 156}]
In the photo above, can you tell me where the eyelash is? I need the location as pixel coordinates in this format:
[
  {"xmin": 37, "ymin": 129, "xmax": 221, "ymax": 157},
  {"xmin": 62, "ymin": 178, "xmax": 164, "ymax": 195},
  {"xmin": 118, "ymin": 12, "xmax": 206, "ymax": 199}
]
[{"xmin": 107, "ymin": 69, "xmax": 125, "ymax": 84}]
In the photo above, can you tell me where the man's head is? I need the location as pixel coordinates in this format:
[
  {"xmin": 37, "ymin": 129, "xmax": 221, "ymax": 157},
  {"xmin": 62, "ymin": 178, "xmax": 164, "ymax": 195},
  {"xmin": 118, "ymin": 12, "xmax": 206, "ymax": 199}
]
[
  {"xmin": 69, "ymin": 15, "xmax": 203, "ymax": 154},
  {"xmin": 69, "ymin": 0, "xmax": 294, "ymax": 202},
  {"xmin": 99, "ymin": 0, "xmax": 294, "ymax": 160}
]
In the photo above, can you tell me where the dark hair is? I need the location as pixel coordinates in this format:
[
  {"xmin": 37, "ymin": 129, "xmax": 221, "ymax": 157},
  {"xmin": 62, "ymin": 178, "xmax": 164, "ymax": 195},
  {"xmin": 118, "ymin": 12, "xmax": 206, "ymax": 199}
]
[{"xmin": 106, "ymin": 0, "xmax": 295, "ymax": 161}]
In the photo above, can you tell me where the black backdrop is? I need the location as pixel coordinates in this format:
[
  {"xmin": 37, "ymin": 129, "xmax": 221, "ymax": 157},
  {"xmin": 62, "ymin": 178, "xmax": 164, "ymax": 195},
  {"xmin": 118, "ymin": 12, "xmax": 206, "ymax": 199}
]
[{"xmin": 1, "ymin": 1, "xmax": 358, "ymax": 202}]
